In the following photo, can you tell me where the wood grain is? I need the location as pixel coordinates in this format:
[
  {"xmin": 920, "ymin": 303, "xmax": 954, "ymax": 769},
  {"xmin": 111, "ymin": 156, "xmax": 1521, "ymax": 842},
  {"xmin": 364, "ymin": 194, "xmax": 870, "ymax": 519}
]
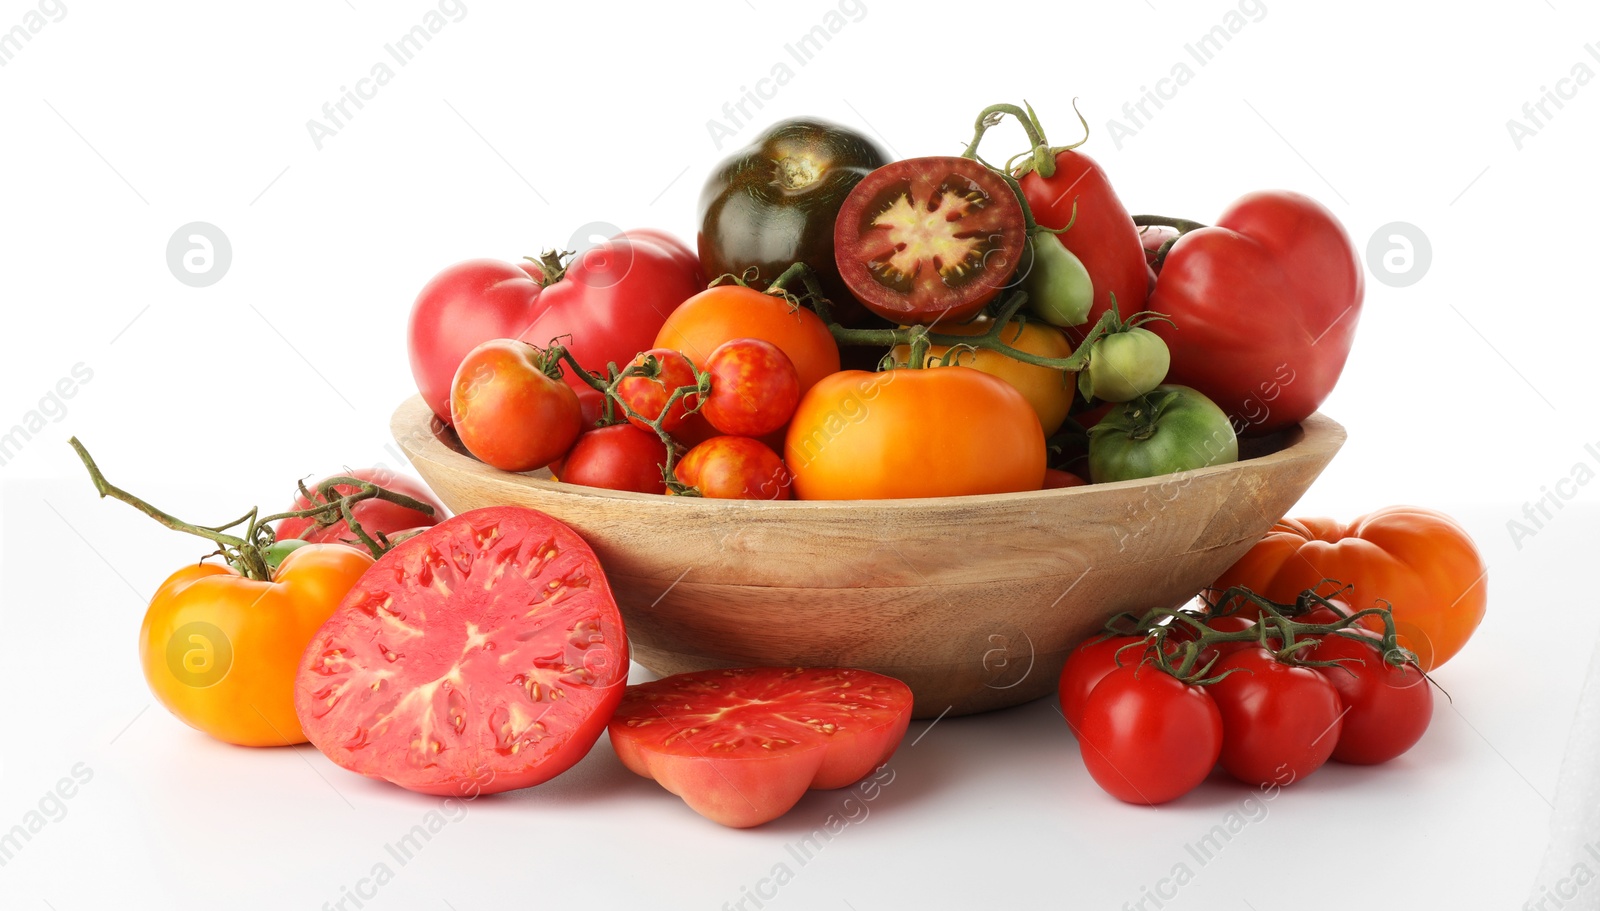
[{"xmin": 392, "ymin": 396, "xmax": 1345, "ymax": 717}]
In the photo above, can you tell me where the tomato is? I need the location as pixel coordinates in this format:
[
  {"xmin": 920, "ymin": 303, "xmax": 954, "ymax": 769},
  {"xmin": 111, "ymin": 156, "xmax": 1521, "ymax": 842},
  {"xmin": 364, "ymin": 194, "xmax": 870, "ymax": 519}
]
[
  {"xmin": 698, "ymin": 118, "xmax": 889, "ymax": 327},
  {"xmin": 1208, "ymin": 647, "xmax": 1343, "ymax": 787},
  {"xmin": 1199, "ymin": 614, "xmax": 1273, "ymax": 662},
  {"xmin": 450, "ymin": 339, "xmax": 583, "ymax": 472},
  {"xmin": 1084, "ymin": 328, "xmax": 1170, "ymax": 403},
  {"xmin": 834, "ymin": 156, "xmax": 1027, "ymax": 325},
  {"xmin": 1146, "ymin": 192, "xmax": 1363, "ymax": 435},
  {"xmin": 1138, "ymin": 224, "xmax": 1181, "ymax": 273},
  {"xmin": 1042, "ymin": 468, "xmax": 1088, "ymax": 489},
  {"xmin": 892, "ymin": 318, "xmax": 1075, "ymax": 436},
  {"xmin": 1306, "ymin": 629, "xmax": 1432, "ymax": 765},
  {"xmin": 700, "ymin": 338, "xmax": 801, "ymax": 437},
  {"xmin": 143, "ymin": 544, "xmax": 373, "ymax": 746},
  {"xmin": 559, "ymin": 424, "xmax": 669, "ymax": 495},
  {"xmin": 407, "ymin": 230, "xmax": 703, "ymax": 424},
  {"xmin": 1024, "ymin": 234, "xmax": 1096, "ymax": 328},
  {"xmin": 295, "ymin": 507, "xmax": 628, "ymax": 795},
  {"xmin": 655, "ymin": 285, "xmax": 841, "ymax": 399},
  {"xmin": 786, "ymin": 367, "xmax": 1046, "ymax": 499},
  {"xmin": 276, "ymin": 469, "xmax": 447, "ymax": 547},
  {"xmin": 676, "ymin": 435, "xmax": 792, "ymax": 500},
  {"xmin": 1057, "ymin": 635, "xmax": 1154, "ymax": 732},
  {"xmin": 1020, "ymin": 150, "xmax": 1149, "ymax": 344},
  {"xmin": 1210, "ymin": 507, "xmax": 1486, "ymax": 671},
  {"xmin": 608, "ymin": 667, "xmax": 913, "ymax": 827},
  {"xmin": 615, "ymin": 348, "xmax": 701, "ymax": 433},
  {"xmin": 1077, "ymin": 663, "xmax": 1222, "ymax": 805},
  {"xmin": 1087, "ymin": 385, "xmax": 1237, "ymax": 483},
  {"xmin": 261, "ymin": 538, "xmax": 310, "ymax": 572}
]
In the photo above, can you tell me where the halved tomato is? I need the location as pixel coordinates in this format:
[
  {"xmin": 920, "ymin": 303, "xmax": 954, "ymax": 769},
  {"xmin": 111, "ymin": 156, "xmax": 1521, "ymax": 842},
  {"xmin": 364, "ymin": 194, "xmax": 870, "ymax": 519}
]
[
  {"xmin": 834, "ymin": 156, "xmax": 1027, "ymax": 325},
  {"xmin": 608, "ymin": 667, "xmax": 913, "ymax": 828},
  {"xmin": 294, "ymin": 506, "xmax": 628, "ymax": 796}
]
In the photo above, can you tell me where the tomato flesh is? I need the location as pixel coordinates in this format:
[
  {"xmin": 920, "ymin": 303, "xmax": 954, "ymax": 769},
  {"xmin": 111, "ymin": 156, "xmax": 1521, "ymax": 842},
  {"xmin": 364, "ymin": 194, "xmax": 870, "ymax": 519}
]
[
  {"xmin": 835, "ymin": 156, "xmax": 1026, "ymax": 324},
  {"xmin": 295, "ymin": 507, "xmax": 628, "ymax": 795},
  {"xmin": 608, "ymin": 667, "xmax": 913, "ymax": 827}
]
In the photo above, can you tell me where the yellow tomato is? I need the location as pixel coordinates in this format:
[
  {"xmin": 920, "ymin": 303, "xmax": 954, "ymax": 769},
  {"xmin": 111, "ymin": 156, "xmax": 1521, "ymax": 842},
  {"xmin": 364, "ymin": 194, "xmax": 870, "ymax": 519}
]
[
  {"xmin": 892, "ymin": 318, "xmax": 1074, "ymax": 435},
  {"xmin": 139, "ymin": 544, "xmax": 373, "ymax": 746}
]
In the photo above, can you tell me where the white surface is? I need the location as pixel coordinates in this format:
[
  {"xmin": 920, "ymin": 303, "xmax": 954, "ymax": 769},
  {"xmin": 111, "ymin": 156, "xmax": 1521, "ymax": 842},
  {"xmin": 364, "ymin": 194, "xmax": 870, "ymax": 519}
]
[{"xmin": 2, "ymin": 0, "xmax": 1598, "ymax": 907}]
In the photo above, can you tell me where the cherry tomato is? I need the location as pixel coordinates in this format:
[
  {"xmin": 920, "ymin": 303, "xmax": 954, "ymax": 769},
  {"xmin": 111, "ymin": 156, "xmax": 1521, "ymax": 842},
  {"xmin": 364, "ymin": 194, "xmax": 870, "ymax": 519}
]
[
  {"xmin": 1085, "ymin": 328, "xmax": 1170, "ymax": 403},
  {"xmin": 275, "ymin": 468, "xmax": 447, "ymax": 547},
  {"xmin": 1057, "ymin": 635, "xmax": 1153, "ymax": 732},
  {"xmin": 1207, "ymin": 647, "xmax": 1344, "ymax": 787},
  {"xmin": 676, "ymin": 436, "xmax": 793, "ymax": 500},
  {"xmin": 295, "ymin": 507, "xmax": 629, "ymax": 795},
  {"xmin": 450, "ymin": 339, "xmax": 583, "ymax": 472},
  {"xmin": 1200, "ymin": 614, "xmax": 1274, "ymax": 663},
  {"xmin": 701, "ymin": 338, "xmax": 800, "ymax": 437},
  {"xmin": 1078, "ymin": 663, "xmax": 1222, "ymax": 805},
  {"xmin": 145, "ymin": 544, "xmax": 373, "ymax": 746},
  {"xmin": 1307, "ymin": 630, "xmax": 1433, "ymax": 765},
  {"xmin": 786, "ymin": 367, "xmax": 1046, "ymax": 500},
  {"xmin": 609, "ymin": 667, "xmax": 913, "ymax": 827},
  {"xmin": 406, "ymin": 231, "xmax": 703, "ymax": 424},
  {"xmin": 892, "ymin": 318, "xmax": 1076, "ymax": 436},
  {"xmin": 655, "ymin": 285, "xmax": 840, "ymax": 399},
  {"xmin": 1042, "ymin": 468, "xmax": 1088, "ymax": 489},
  {"xmin": 834, "ymin": 156, "xmax": 1027, "ymax": 324},
  {"xmin": 559, "ymin": 424, "xmax": 669, "ymax": 495},
  {"xmin": 616, "ymin": 348, "xmax": 700, "ymax": 432}
]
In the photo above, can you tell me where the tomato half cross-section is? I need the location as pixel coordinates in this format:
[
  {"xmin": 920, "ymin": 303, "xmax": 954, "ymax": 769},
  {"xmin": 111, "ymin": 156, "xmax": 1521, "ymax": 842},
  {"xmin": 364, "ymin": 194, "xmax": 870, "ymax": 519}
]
[
  {"xmin": 608, "ymin": 667, "xmax": 914, "ymax": 828},
  {"xmin": 294, "ymin": 506, "xmax": 629, "ymax": 796}
]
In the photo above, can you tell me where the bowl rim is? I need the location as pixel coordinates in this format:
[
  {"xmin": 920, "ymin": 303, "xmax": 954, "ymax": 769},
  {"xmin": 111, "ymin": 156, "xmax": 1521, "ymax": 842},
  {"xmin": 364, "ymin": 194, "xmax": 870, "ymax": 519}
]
[{"xmin": 392, "ymin": 394, "xmax": 1346, "ymax": 512}]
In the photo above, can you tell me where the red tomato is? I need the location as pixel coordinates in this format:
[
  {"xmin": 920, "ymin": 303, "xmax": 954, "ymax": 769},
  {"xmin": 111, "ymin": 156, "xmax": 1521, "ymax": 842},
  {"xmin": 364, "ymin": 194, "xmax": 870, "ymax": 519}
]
[
  {"xmin": 834, "ymin": 156, "xmax": 1027, "ymax": 324},
  {"xmin": 676, "ymin": 436, "xmax": 792, "ymax": 500},
  {"xmin": 1078, "ymin": 663, "xmax": 1222, "ymax": 806},
  {"xmin": 615, "ymin": 348, "xmax": 700, "ymax": 432},
  {"xmin": 1207, "ymin": 647, "xmax": 1343, "ymax": 788},
  {"xmin": 276, "ymin": 469, "xmax": 447, "ymax": 546},
  {"xmin": 786, "ymin": 367, "xmax": 1046, "ymax": 500},
  {"xmin": 1057, "ymin": 635, "xmax": 1152, "ymax": 732},
  {"xmin": 654, "ymin": 285, "xmax": 840, "ymax": 399},
  {"xmin": 295, "ymin": 507, "xmax": 629, "ymax": 795},
  {"xmin": 1307, "ymin": 630, "xmax": 1433, "ymax": 765},
  {"xmin": 559, "ymin": 425, "xmax": 669, "ymax": 495},
  {"xmin": 1042, "ymin": 468, "xmax": 1088, "ymax": 489},
  {"xmin": 1200, "ymin": 614, "xmax": 1274, "ymax": 663},
  {"xmin": 407, "ymin": 230, "xmax": 703, "ymax": 424},
  {"xmin": 450, "ymin": 339, "xmax": 582, "ymax": 472},
  {"xmin": 1020, "ymin": 150, "xmax": 1149, "ymax": 343},
  {"xmin": 1147, "ymin": 192, "xmax": 1362, "ymax": 434},
  {"xmin": 1210, "ymin": 506, "xmax": 1486, "ymax": 670},
  {"xmin": 608, "ymin": 667, "xmax": 913, "ymax": 827},
  {"xmin": 702, "ymin": 338, "xmax": 801, "ymax": 437}
]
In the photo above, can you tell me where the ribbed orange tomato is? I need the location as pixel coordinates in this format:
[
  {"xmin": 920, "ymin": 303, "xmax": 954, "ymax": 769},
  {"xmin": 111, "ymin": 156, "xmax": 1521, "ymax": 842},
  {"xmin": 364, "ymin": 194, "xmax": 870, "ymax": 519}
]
[
  {"xmin": 141, "ymin": 544, "xmax": 373, "ymax": 746},
  {"xmin": 785, "ymin": 366, "xmax": 1046, "ymax": 499},
  {"xmin": 1210, "ymin": 506, "xmax": 1486, "ymax": 670}
]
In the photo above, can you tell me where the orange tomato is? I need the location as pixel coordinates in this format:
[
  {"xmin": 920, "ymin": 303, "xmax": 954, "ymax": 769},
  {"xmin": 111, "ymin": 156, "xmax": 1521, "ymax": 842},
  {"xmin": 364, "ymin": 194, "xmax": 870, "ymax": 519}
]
[
  {"xmin": 892, "ymin": 318, "xmax": 1075, "ymax": 435},
  {"xmin": 1209, "ymin": 506, "xmax": 1487, "ymax": 670},
  {"xmin": 140, "ymin": 544, "xmax": 373, "ymax": 746},
  {"xmin": 785, "ymin": 366, "xmax": 1046, "ymax": 499},
  {"xmin": 654, "ymin": 285, "xmax": 840, "ymax": 397}
]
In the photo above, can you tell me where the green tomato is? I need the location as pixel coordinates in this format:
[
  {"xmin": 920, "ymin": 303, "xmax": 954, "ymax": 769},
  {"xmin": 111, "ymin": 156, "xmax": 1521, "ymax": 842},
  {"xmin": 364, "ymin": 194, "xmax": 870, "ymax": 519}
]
[
  {"xmin": 1087, "ymin": 385, "xmax": 1238, "ymax": 483},
  {"xmin": 261, "ymin": 537, "xmax": 310, "ymax": 572},
  {"xmin": 1086, "ymin": 328, "xmax": 1171, "ymax": 402},
  {"xmin": 1025, "ymin": 235, "xmax": 1094, "ymax": 327}
]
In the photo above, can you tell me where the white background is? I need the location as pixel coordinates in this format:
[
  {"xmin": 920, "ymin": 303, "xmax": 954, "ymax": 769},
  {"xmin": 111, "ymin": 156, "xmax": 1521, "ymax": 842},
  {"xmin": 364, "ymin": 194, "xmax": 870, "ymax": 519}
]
[{"xmin": 2, "ymin": 0, "xmax": 1596, "ymax": 908}]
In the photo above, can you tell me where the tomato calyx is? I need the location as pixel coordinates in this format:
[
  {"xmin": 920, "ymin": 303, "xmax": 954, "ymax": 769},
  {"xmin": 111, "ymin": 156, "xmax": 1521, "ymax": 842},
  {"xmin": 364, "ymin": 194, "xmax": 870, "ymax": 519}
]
[
  {"xmin": 521, "ymin": 248, "xmax": 571, "ymax": 288},
  {"xmin": 69, "ymin": 438, "xmax": 437, "ymax": 580},
  {"xmin": 1100, "ymin": 585, "xmax": 1428, "ymax": 688},
  {"xmin": 961, "ymin": 99, "xmax": 1090, "ymax": 181}
]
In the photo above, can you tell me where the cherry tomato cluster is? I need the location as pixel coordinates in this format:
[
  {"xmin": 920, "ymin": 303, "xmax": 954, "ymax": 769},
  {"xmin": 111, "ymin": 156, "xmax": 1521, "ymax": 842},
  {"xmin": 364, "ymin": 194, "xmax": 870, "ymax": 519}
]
[{"xmin": 1060, "ymin": 587, "xmax": 1434, "ymax": 805}]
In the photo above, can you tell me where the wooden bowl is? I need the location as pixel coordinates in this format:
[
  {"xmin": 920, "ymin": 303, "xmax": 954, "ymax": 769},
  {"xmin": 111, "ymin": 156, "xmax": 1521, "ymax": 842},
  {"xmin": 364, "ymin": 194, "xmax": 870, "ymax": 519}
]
[{"xmin": 392, "ymin": 396, "xmax": 1344, "ymax": 718}]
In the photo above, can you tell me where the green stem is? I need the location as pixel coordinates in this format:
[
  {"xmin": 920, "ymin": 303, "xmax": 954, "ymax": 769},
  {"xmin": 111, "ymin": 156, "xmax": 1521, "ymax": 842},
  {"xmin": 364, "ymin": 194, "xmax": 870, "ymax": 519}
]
[{"xmin": 1131, "ymin": 215, "xmax": 1209, "ymax": 234}]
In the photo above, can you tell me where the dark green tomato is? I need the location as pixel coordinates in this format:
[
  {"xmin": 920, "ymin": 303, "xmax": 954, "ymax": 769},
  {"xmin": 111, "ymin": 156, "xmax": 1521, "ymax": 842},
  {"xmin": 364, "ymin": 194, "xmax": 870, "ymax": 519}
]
[
  {"xmin": 698, "ymin": 118, "xmax": 888, "ymax": 326},
  {"xmin": 1087, "ymin": 385, "xmax": 1238, "ymax": 483}
]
